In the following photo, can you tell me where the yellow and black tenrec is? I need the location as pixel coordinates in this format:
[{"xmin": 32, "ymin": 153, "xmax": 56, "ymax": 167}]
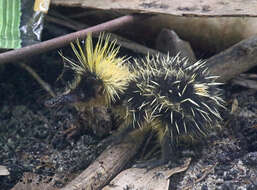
[
  {"xmin": 45, "ymin": 33, "xmax": 133, "ymax": 110},
  {"xmin": 124, "ymin": 54, "xmax": 225, "ymax": 167},
  {"xmin": 45, "ymin": 34, "xmax": 225, "ymax": 168}
]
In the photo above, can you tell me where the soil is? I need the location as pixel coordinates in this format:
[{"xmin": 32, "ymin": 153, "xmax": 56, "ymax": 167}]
[
  {"xmin": 169, "ymin": 87, "xmax": 257, "ymax": 190},
  {"xmin": 0, "ymin": 53, "xmax": 107, "ymax": 189}
]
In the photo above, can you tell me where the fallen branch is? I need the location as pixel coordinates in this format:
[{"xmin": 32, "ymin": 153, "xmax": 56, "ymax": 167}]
[
  {"xmin": 18, "ymin": 63, "xmax": 56, "ymax": 97},
  {"xmin": 183, "ymin": 163, "xmax": 217, "ymax": 190},
  {"xmin": 208, "ymin": 35, "xmax": 257, "ymax": 82},
  {"xmin": 46, "ymin": 12, "xmax": 159, "ymax": 56},
  {"xmin": 0, "ymin": 14, "xmax": 148, "ymax": 64},
  {"xmin": 61, "ymin": 130, "xmax": 145, "ymax": 190}
]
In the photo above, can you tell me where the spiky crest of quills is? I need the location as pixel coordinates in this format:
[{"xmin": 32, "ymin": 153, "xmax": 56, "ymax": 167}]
[
  {"xmin": 127, "ymin": 54, "xmax": 225, "ymax": 141},
  {"xmin": 59, "ymin": 33, "xmax": 133, "ymax": 105}
]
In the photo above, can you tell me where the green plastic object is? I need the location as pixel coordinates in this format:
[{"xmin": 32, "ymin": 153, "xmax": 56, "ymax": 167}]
[{"xmin": 0, "ymin": 0, "xmax": 21, "ymax": 49}]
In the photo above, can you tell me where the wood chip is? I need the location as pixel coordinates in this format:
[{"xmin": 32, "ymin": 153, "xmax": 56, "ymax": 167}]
[
  {"xmin": 0, "ymin": 165, "xmax": 9, "ymax": 176},
  {"xmin": 103, "ymin": 158, "xmax": 191, "ymax": 190}
]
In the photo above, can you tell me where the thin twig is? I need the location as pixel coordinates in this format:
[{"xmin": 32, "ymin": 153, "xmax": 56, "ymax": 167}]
[
  {"xmin": 183, "ymin": 163, "xmax": 217, "ymax": 190},
  {"xmin": 0, "ymin": 14, "xmax": 148, "ymax": 64},
  {"xmin": 232, "ymin": 78, "xmax": 257, "ymax": 89},
  {"xmin": 18, "ymin": 63, "xmax": 56, "ymax": 97}
]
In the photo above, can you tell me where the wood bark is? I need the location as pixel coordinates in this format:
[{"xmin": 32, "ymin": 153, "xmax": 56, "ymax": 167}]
[
  {"xmin": 208, "ymin": 35, "xmax": 257, "ymax": 82},
  {"xmin": 61, "ymin": 130, "xmax": 145, "ymax": 190}
]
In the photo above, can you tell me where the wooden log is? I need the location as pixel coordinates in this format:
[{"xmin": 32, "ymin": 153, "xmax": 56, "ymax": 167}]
[
  {"xmin": 51, "ymin": 1, "xmax": 257, "ymax": 54},
  {"xmin": 208, "ymin": 35, "xmax": 257, "ymax": 82},
  {"xmin": 61, "ymin": 130, "xmax": 145, "ymax": 190},
  {"xmin": 52, "ymin": 0, "xmax": 257, "ymax": 17},
  {"xmin": 155, "ymin": 29, "xmax": 257, "ymax": 83}
]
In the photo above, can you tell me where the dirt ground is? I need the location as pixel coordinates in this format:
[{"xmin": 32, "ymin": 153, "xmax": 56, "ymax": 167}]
[{"xmin": 0, "ymin": 55, "xmax": 109, "ymax": 189}]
